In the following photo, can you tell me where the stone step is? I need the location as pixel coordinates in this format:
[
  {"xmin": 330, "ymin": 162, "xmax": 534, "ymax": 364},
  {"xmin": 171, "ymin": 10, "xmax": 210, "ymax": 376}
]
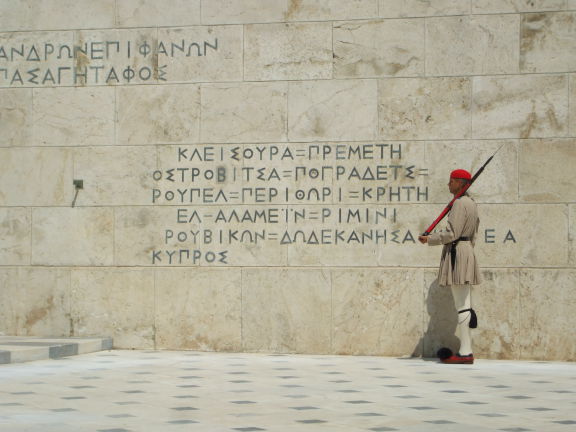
[{"xmin": 0, "ymin": 336, "xmax": 113, "ymax": 364}]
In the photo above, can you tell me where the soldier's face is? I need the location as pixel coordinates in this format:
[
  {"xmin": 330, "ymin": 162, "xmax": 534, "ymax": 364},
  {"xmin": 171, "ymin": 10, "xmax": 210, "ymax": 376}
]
[{"xmin": 448, "ymin": 177, "xmax": 463, "ymax": 195}]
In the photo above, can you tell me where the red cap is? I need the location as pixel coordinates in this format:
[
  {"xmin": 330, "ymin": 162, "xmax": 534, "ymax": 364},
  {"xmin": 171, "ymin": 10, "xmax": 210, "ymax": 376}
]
[{"xmin": 450, "ymin": 169, "xmax": 471, "ymax": 180}]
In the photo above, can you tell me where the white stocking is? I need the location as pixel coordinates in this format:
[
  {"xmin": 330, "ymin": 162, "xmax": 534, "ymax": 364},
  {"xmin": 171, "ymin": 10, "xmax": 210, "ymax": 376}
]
[{"xmin": 451, "ymin": 284, "xmax": 473, "ymax": 356}]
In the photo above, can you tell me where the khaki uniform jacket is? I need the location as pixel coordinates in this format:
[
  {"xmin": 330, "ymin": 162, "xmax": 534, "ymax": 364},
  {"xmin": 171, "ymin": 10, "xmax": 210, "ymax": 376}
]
[{"xmin": 428, "ymin": 195, "xmax": 482, "ymax": 286}]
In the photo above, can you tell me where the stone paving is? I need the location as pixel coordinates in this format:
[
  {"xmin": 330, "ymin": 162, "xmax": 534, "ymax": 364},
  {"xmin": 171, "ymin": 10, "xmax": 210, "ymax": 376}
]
[{"xmin": 1, "ymin": 350, "xmax": 575, "ymax": 432}]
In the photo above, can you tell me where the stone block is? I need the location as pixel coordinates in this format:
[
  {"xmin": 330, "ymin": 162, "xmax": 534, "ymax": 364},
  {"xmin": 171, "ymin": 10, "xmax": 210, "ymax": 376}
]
[
  {"xmin": 333, "ymin": 19, "xmax": 424, "ymax": 79},
  {"xmin": 0, "ymin": 208, "xmax": 31, "ymax": 265},
  {"xmin": 74, "ymin": 28, "xmax": 158, "ymax": 86},
  {"xmin": 379, "ymin": 77, "xmax": 471, "ymax": 140},
  {"xmin": 286, "ymin": 0, "xmax": 378, "ymax": 21},
  {"xmin": 422, "ymin": 269, "xmax": 521, "ymax": 360},
  {"xmin": 0, "ymin": 0, "xmax": 115, "ymax": 32},
  {"xmin": 117, "ymin": 0, "xmax": 201, "ymax": 27},
  {"xmin": 426, "ymin": 15, "xmax": 520, "ymax": 76},
  {"xmin": 201, "ymin": 82, "xmax": 287, "ymax": 143},
  {"xmin": 244, "ymin": 22, "xmax": 332, "ymax": 81},
  {"xmin": 32, "ymin": 87, "xmax": 114, "ymax": 146},
  {"xmin": 379, "ymin": 0, "xmax": 470, "ymax": 18},
  {"xmin": 519, "ymin": 269, "xmax": 576, "ymax": 361},
  {"xmin": 425, "ymin": 140, "xmax": 518, "ymax": 204},
  {"xmin": 155, "ymin": 268, "xmax": 242, "ymax": 351},
  {"xmin": 158, "ymin": 26, "xmax": 243, "ymax": 83},
  {"xmin": 32, "ymin": 208, "xmax": 114, "ymax": 266},
  {"xmin": 521, "ymin": 12, "xmax": 576, "ymax": 73},
  {"xmin": 289, "ymin": 80, "xmax": 377, "ymax": 142},
  {"xmin": 0, "ymin": 31, "xmax": 75, "ymax": 88},
  {"xmin": 472, "ymin": 74, "xmax": 568, "ymax": 139},
  {"xmin": 472, "ymin": 269, "xmax": 521, "ymax": 359},
  {"xmin": 570, "ymin": 204, "xmax": 576, "ymax": 267},
  {"xmin": 242, "ymin": 268, "xmax": 331, "ymax": 353},
  {"xmin": 332, "ymin": 268, "xmax": 424, "ymax": 356},
  {"xmin": 0, "ymin": 89, "xmax": 32, "ymax": 146},
  {"xmin": 117, "ymin": 84, "xmax": 200, "ymax": 145},
  {"xmin": 519, "ymin": 138, "xmax": 576, "ymax": 202},
  {"xmin": 70, "ymin": 268, "xmax": 155, "ymax": 349},
  {"xmin": 0, "ymin": 148, "xmax": 73, "ymax": 206},
  {"xmin": 0, "ymin": 267, "xmax": 71, "ymax": 337},
  {"xmin": 114, "ymin": 206, "xmax": 288, "ymax": 267},
  {"xmin": 477, "ymin": 204, "xmax": 568, "ymax": 267},
  {"xmin": 202, "ymin": 0, "xmax": 287, "ymax": 24},
  {"xmin": 571, "ymin": 75, "xmax": 576, "ymax": 136},
  {"xmin": 472, "ymin": 0, "xmax": 566, "ymax": 13},
  {"xmin": 73, "ymin": 146, "xmax": 157, "ymax": 206}
]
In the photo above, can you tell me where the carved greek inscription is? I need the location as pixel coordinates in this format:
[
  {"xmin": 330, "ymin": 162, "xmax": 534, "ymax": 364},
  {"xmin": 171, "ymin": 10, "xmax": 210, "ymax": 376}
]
[{"xmin": 0, "ymin": 37, "xmax": 219, "ymax": 86}]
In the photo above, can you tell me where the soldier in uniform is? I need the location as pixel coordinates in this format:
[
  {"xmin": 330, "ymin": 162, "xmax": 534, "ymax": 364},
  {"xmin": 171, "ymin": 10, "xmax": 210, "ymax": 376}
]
[{"xmin": 418, "ymin": 169, "xmax": 481, "ymax": 364}]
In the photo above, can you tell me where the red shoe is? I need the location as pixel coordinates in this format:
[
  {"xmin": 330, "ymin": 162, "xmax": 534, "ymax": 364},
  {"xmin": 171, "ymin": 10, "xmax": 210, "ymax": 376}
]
[{"xmin": 441, "ymin": 353, "xmax": 474, "ymax": 364}]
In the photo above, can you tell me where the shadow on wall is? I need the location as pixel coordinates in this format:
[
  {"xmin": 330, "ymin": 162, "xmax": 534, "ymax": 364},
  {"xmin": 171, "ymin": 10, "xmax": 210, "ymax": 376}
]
[{"xmin": 413, "ymin": 278, "xmax": 460, "ymax": 358}]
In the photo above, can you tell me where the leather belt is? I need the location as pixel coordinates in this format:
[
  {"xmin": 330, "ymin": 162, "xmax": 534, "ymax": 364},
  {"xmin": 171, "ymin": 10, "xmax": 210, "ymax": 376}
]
[{"xmin": 450, "ymin": 237, "xmax": 471, "ymax": 269}]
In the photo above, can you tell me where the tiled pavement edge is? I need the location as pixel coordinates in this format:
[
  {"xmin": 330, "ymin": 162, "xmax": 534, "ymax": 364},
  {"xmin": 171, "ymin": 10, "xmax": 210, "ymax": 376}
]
[
  {"xmin": 1, "ymin": 350, "xmax": 575, "ymax": 432},
  {"xmin": 0, "ymin": 336, "xmax": 113, "ymax": 364}
]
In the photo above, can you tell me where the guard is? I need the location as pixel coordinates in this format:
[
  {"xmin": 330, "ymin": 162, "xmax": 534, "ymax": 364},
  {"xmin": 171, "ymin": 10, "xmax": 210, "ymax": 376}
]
[{"xmin": 419, "ymin": 169, "xmax": 482, "ymax": 364}]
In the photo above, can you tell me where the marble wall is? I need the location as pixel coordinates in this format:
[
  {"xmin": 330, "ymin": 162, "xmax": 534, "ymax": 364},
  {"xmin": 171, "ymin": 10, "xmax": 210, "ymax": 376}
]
[{"xmin": 1, "ymin": 0, "xmax": 575, "ymax": 361}]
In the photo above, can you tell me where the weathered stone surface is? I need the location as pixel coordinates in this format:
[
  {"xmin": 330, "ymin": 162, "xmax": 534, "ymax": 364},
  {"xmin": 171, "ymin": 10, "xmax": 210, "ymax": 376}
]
[
  {"xmin": 570, "ymin": 205, "xmax": 576, "ymax": 267},
  {"xmin": 426, "ymin": 15, "xmax": 520, "ymax": 76},
  {"xmin": 0, "ymin": 148, "xmax": 73, "ymax": 206},
  {"xmin": 158, "ymin": 26, "xmax": 243, "ymax": 83},
  {"xmin": 472, "ymin": 0, "xmax": 566, "ymax": 13},
  {"xmin": 33, "ymin": 87, "xmax": 114, "ymax": 146},
  {"xmin": 286, "ymin": 0, "xmax": 378, "ymax": 21},
  {"xmin": 155, "ymin": 268, "xmax": 242, "ymax": 351},
  {"xmin": 289, "ymin": 80, "xmax": 377, "ymax": 142},
  {"xmin": 0, "ymin": 30, "xmax": 75, "ymax": 88},
  {"xmin": 0, "ymin": 267, "xmax": 71, "ymax": 337},
  {"xmin": 472, "ymin": 74, "xmax": 568, "ymax": 139},
  {"xmin": 117, "ymin": 0, "xmax": 201, "ymax": 27},
  {"xmin": 332, "ymin": 268, "xmax": 423, "ymax": 356},
  {"xmin": 201, "ymin": 83, "xmax": 287, "ymax": 143},
  {"xmin": 0, "ymin": 208, "xmax": 31, "ymax": 265},
  {"xmin": 118, "ymin": 84, "xmax": 200, "ymax": 145},
  {"xmin": 570, "ymin": 74, "xmax": 576, "ymax": 135},
  {"xmin": 472, "ymin": 269, "xmax": 521, "ymax": 359},
  {"xmin": 379, "ymin": 0, "xmax": 469, "ymax": 17},
  {"xmin": 521, "ymin": 12, "xmax": 576, "ymax": 73},
  {"xmin": 0, "ymin": 89, "xmax": 32, "ymax": 146},
  {"xmin": 242, "ymin": 268, "xmax": 331, "ymax": 353},
  {"xmin": 73, "ymin": 146, "xmax": 156, "ymax": 206},
  {"xmin": 334, "ymin": 19, "xmax": 424, "ymax": 78},
  {"xmin": 379, "ymin": 77, "xmax": 471, "ymax": 140},
  {"xmin": 245, "ymin": 23, "xmax": 332, "ymax": 81},
  {"xmin": 0, "ymin": 0, "xmax": 114, "ymax": 32},
  {"xmin": 32, "ymin": 208, "xmax": 114, "ymax": 266},
  {"xmin": 519, "ymin": 269, "xmax": 576, "ymax": 361},
  {"xmin": 70, "ymin": 268, "xmax": 155, "ymax": 349},
  {"xmin": 519, "ymin": 138, "xmax": 576, "ymax": 202},
  {"xmin": 425, "ymin": 140, "xmax": 519, "ymax": 204},
  {"xmin": 202, "ymin": 0, "xmax": 287, "ymax": 24},
  {"xmin": 74, "ymin": 28, "xmax": 158, "ymax": 86},
  {"xmin": 477, "ymin": 204, "xmax": 568, "ymax": 267}
]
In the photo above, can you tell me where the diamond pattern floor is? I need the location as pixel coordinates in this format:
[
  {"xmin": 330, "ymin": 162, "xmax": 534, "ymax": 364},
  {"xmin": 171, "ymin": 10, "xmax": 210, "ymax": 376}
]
[{"xmin": 1, "ymin": 350, "xmax": 575, "ymax": 431}]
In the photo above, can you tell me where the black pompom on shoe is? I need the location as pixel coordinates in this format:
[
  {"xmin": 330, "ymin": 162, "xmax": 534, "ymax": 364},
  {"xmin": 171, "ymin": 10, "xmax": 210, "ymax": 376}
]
[{"xmin": 437, "ymin": 347, "xmax": 453, "ymax": 360}]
